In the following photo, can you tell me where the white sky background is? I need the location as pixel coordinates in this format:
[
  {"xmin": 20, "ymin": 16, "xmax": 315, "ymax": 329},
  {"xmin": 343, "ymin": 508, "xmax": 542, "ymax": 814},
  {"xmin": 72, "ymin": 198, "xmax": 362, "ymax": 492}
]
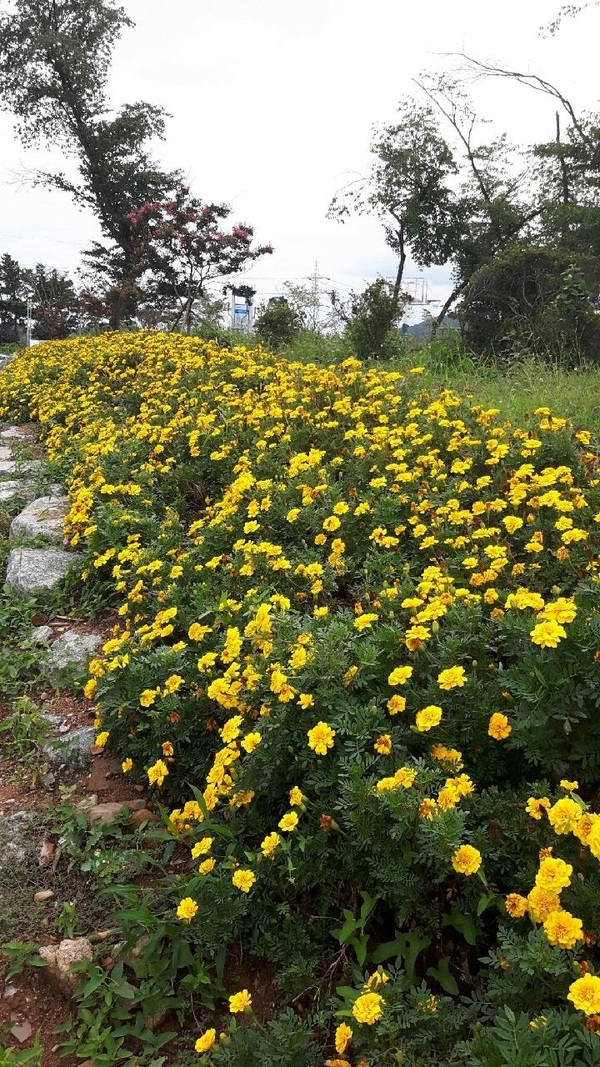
[{"xmin": 0, "ymin": 0, "xmax": 598, "ymax": 320}]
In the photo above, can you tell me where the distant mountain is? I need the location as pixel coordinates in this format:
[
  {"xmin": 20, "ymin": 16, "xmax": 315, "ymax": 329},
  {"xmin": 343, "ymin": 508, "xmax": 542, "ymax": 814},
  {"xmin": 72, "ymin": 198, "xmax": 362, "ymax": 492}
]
[{"xmin": 403, "ymin": 316, "xmax": 460, "ymax": 340}]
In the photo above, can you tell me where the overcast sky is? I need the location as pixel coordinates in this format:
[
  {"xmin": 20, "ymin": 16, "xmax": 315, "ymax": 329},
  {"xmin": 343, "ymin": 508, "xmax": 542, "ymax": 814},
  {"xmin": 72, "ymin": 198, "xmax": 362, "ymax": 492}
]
[{"xmin": 0, "ymin": 0, "xmax": 598, "ymax": 317}]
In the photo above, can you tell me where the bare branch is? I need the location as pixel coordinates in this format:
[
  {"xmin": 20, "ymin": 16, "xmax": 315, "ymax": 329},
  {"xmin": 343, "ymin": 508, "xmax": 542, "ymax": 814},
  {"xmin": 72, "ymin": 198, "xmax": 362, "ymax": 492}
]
[{"xmin": 447, "ymin": 54, "xmax": 591, "ymax": 146}]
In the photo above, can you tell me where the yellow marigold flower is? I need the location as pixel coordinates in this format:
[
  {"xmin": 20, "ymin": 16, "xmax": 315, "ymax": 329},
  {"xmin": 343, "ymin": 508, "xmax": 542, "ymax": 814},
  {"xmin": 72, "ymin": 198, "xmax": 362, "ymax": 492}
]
[
  {"xmin": 560, "ymin": 779, "xmax": 579, "ymax": 791},
  {"xmin": 289, "ymin": 786, "xmax": 304, "ymax": 806},
  {"xmin": 387, "ymin": 695, "xmax": 406, "ymax": 715},
  {"xmin": 415, "ymin": 705, "xmax": 443, "ymax": 732},
  {"xmin": 261, "ymin": 832, "xmax": 282, "ymax": 856},
  {"xmin": 220, "ymin": 715, "xmax": 243, "ymax": 743},
  {"xmin": 530, "ymin": 620, "xmax": 567, "ymax": 648},
  {"xmin": 540, "ymin": 598, "xmax": 577, "ymax": 624},
  {"xmin": 278, "ymin": 811, "xmax": 299, "ymax": 832},
  {"xmin": 335, "ymin": 1022, "xmax": 353, "ymax": 1054},
  {"xmin": 121, "ymin": 757, "xmax": 133, "ymax": 773},
  {"xmin": 232, "ymin": 869, "xmax": 256, "ymax": 893},
  {"xmin": 574, "ymin": 813, "xmax": 597, "ymax": 847},
  {"xmin": 188, "ymin": 622, "xmax": 212, "ymax": 641},
  {"xmin": 229, "ymin": 989, "xmax": 252, "ymax": 1013},
  {"xmin": 374, "ymin": 734, "xmax": 392, "ymax": 755},
  {"xmin": 147, "ymin": 759, "xmax": 169, "ymax": 787},
  {"xmin": 505, "ymin": 893, "xmax": 529, "ymax": 918},
  {"xmin": 488, "ymin": 712, "xmax": 511, "ymax": 740},
  {"xmin": 351, "ymin": 991, "xmax": 385, "ymax": 1025},
  {"xmin": 323, "ymin": 515, "xmax": 341, "ymax": 532},
  {"xmin": 354, "ymin": 613, "xmax": 378, "ymax": 631},
  {"xmin": 535, "ymin": 856, "xmax": 572, "ymax": 893},
  {"xmin": 503, "ymin": 515, "xmax": 524, "ymax": 534},
  {"xmin": 568, "ymin": 973, "xmax": 600, "ymax": 1015},
  {"xmin": 140, "ymin": 688, "xmax": 159, "ymax": 707},
  {"xmin": 543, "ymin": 910, "xmax": 583, "ymax": 950},
  {"xmin": 286, "ymin": 508, "xmax": 300, "ymax": 522},
  {"xmin": 388, "ymin": 665, "xmax": 413, "ymax": 686},
  {"xmin": 191, "ymin": 837, "xmax": 213, "ymax": 858},
  {"xmin": 343, "ymin": 666, "xmax": 358, "ymax": 686},
  {"xmin": 241, "ymin": 731, "xmax": 262, "ymax": 753},
  {"xmin": 451, "ymin": 844, "xmax": 482, "ymax": 876},
  {"xmin": 548, "ymin": 797, "xmax": 583, "ymax": 835},
  {"xmin": 419, "ymin": 798, "xmax": 438, "ymax": 820},
  {"xmin": 313, "ymin": 605, "xmax": 329, "ymax": 617},
  {"xmin": 525, "ymin": 797, "xmax": 551, "ymax": 820},
  {"xmin": 195, "ymin": 1029, "xmax": 216, "ymax": 1054},
  {"xmin": 176, "ymin": 897, "xmax": 198, "ymax": 922},
  {"xmin": 199, "ymin": 858, "xmax": 216, "ymax": 875},
  {"xmin": 437, "ymin": 665, "xmax": 467, "ymax": 690},
  {"xmin": 161, "ymin": 741, "xmax": 174, "ymax": 757},
  {"xmin": 297, "ymin": 692, "xmax": 314, "ymax": 708},
  {"xmin": 527, "ymin": 885, "xmax": 561, "ymax": 922},
  {"xmin": 163, "ymin": 673, "xmax": 185, "ymax": 695},
  {"xmin": 307, "ymin": 721, "xmax": 336, "ymax": 755},
  {"xmin": 83, "ymin": 678, "xmax": 97, "ymax": 700},
  {"xmin": 95, "ymin": 731, "xmax": 109, "ymax": 749}
]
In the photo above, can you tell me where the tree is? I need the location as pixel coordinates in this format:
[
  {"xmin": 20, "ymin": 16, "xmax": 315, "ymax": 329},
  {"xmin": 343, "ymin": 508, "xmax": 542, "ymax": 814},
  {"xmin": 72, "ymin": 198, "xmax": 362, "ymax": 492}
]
[
  {"xmin": 0, "ymin": 254, "xmax": 26, "ymax": 343},
  {"xmin": 0, "ymin": 0, "xmax": 180, "ymax": 327},
  {"xmin": 255, "ymin": 298, "xmax": 304, "ymax": 349},
  {"xmin": 127, "ymin": 186, "xmax": 273, "ymax": 334},
  {"xmin": 23, "ymin": 263, "xmax": 80, "ymax": 339},
  {"xmin": 333, "ymin": 278, "xmax": 408, "ymax": 361},
  {"xmin": 328, "ymin": 100, "xmax": 460, "ymax": 306}
]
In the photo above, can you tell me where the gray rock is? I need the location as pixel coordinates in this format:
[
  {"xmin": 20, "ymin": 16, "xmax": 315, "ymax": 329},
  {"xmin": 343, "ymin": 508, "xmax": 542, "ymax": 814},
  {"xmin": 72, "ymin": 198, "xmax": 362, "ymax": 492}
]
[
  {"xmin": 30, "ymin": 625, "xmax": 54, "ymax": 645},
  {"xmin": 43, "ymin": 725, "xmax": 95, "ymax": 769},
  {"xmin": 38, "ymin": 938, "xmax": 93, "ymax": 995},
  {"xmin": 10, "ymin": 495, "xmax": 69, "ymax": 543},
  {"xmin": 0, "ymin": 459, "xmax": 40, "ymax": 475},
  {"xmin": 0, "ymin": 446, "xmax": 12, "ymax": 461},
  {"xmin": 0, "ymin": 480, "xmax": 37, "ymax": 503},
  {"xmin": 0, "ymin": 810, "xmax": 37, "ymax": 867},
  {"xmin": 5, "ymin": 547, "xmax": 82, "ymax": 592},
  {"xmin": 0, "ymin": 426, "xmax": 33, "ymax": 440},
  {"xmin": 46, "ymin": 630, "xmax": 102, "ymax": 687}
]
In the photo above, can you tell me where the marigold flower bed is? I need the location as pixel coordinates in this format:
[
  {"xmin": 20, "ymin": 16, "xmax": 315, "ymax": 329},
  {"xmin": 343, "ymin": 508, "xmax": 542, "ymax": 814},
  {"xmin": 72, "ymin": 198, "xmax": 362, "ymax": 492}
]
[{"xmin": 3, "ymin": 333, "xmax": 600, "ymax": 1064}]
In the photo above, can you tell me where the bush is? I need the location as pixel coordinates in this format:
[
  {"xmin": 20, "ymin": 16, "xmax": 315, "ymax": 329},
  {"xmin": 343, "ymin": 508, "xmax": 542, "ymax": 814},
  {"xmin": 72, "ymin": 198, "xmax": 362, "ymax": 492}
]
[
  {"xmin": 2, "ymin": 333, "xmax": 600, "ymax": 1064},
  {"xmin": 254, "ymin": 298, "xmax": 304, "ymax": 349},
  {"xmin": 344, "ymin": 277, "xmax": 405, "ymax": 360},
  {"xmin": 459, "ymin": 246, "xmax": 600, "ymax": 365}
]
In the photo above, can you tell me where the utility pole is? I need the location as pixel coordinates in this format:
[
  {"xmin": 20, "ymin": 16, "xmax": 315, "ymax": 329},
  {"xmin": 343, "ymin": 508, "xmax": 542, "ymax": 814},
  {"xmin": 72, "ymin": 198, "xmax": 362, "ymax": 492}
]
[
  {"xmin": 310, "ymin": 261, "xmax": 319, "ymax": 332},
  {"xmin": 26, "ymin": 297, "xmax": 32, "ymax": 348}
]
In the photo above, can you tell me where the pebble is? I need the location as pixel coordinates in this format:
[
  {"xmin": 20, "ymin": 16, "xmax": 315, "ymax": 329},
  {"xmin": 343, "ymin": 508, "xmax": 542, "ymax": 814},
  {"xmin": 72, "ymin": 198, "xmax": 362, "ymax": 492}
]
[{"xmin": 34, "ymin": 889, "xmax": 55, "ymax": 902}]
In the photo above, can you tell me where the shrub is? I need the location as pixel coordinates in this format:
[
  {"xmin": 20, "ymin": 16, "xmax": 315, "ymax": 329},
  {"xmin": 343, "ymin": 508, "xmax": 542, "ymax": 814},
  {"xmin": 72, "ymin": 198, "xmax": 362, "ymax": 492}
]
[{"xmin": 459, "ymin": 246, "xmax": 600, "ymax": 364}]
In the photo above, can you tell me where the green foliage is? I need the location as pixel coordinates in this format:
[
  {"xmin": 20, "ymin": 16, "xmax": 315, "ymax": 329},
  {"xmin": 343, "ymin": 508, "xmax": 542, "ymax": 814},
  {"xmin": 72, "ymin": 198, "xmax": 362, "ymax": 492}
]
[
  {"xmin": 344, "ymin": 278, "xmax": 405, "ymax": 360},
  {"xmin": 459, "ymin": 246, "xmax": 600, "ymax": 363},
  {"xmin": 255, "ymin": 298, "xmax": 304, "ymax": 349}
]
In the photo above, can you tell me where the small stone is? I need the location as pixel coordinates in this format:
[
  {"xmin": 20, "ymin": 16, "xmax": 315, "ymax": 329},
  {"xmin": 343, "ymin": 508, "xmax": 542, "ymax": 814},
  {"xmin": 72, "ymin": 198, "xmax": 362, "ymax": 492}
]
[
  {"xmin": 38, "ymin": 938, "xmax": 94, "ymax": 995},
  {"xmin": 45, "ymin": 630, "xmax": 102, "ymax": 687},
  {"xmin": 42, "ymin": 772, "xmax": 57, "ymax": 791},
  {"xmin": 29, "ymin": 624, "xmax": 54, "ymax": 645},
  {"xmin": 128, "ymin": 808, "xmax": 159, "ymax": 829},
  {"xmin": 44, "ymin": 726, "xmax": 96, "ymax": 770},
  {"xmin": 2, "ymin": 985, "xmax": 17, "ymax": 999},
  {"xmin": 10, "ymin": 1020, "xmax": 33, "ymax": 1043},
  {"xmin": 86, "ymin": 802, "xmax": 132, "ymax": 826},
  {"xmin": 34, "ymin": 889, "xmax": 55, "ymax": 902}
]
